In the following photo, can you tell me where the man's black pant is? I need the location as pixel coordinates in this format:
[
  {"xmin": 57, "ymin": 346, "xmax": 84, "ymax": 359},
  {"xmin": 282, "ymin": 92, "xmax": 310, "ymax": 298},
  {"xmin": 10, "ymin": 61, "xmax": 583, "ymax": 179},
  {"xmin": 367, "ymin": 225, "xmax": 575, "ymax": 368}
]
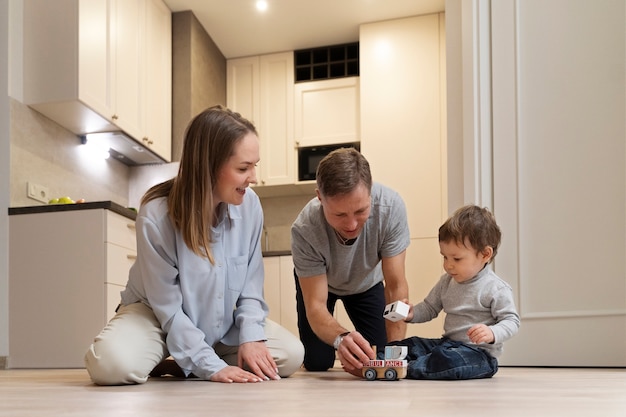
[{"xmin": 294, "ymin": 271, "xmax": 387, "ymax": 371}]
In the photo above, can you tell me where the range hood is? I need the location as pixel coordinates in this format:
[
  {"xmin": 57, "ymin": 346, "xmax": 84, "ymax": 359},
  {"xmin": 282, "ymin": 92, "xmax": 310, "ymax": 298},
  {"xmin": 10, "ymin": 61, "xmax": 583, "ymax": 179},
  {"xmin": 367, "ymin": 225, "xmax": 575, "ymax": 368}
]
[{"xmin": 80, "ymin": 131, "xmax": 166, "ymax": 166}]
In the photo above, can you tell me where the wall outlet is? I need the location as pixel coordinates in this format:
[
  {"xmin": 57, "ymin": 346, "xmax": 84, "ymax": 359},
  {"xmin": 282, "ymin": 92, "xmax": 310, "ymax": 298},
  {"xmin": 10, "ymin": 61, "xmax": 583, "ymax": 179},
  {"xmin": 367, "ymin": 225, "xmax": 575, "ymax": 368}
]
[{"xmin": 27, "ymin": 182, "xmax": 50, "ymax": 203}]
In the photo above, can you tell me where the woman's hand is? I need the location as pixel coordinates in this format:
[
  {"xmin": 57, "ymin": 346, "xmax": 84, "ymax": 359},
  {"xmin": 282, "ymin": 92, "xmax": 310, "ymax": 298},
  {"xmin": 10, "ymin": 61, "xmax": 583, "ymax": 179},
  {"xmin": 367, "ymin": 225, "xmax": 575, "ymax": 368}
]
[
  {"xmin": 209, "ymin": 365, "xmax": 265, "ymax": 383},
  {"xmin": 238, "ymin": 341, "xmax": 280, "ymax": 381}
]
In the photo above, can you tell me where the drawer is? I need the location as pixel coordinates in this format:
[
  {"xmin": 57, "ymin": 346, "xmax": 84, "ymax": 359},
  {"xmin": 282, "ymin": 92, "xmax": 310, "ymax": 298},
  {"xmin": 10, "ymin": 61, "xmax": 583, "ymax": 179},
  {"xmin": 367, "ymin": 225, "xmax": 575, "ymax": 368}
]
[
  {"xmin": 106, "ymin": 242, "xmax": 136, "ymax": 285},
  {"xmin": 106, "ymin": 211, "xmax": 136, "ymax": 250}
]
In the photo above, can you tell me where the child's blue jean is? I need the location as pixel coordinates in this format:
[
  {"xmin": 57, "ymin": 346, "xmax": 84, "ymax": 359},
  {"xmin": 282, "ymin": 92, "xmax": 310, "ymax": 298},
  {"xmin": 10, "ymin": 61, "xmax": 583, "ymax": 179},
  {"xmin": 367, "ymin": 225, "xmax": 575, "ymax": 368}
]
[{"xmin": 384, "ymin": 337, "xmax": 498, "ymax": 380}]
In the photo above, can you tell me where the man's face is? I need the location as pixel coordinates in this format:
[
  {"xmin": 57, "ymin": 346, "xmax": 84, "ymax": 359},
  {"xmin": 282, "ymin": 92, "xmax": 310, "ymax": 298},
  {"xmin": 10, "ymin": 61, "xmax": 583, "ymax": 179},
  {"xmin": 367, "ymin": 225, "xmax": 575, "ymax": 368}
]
[{"xmin": 318, "ymin": 183, "xmax": 371, "ymax": 240}]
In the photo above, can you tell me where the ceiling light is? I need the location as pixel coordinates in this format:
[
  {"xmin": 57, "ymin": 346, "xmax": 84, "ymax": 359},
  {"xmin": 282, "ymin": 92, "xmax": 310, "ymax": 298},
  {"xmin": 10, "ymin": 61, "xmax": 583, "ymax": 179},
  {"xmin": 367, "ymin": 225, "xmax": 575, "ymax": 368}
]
[{"xmin": 256, "ymin": 0, "xmax": 268, "ymax": 12}]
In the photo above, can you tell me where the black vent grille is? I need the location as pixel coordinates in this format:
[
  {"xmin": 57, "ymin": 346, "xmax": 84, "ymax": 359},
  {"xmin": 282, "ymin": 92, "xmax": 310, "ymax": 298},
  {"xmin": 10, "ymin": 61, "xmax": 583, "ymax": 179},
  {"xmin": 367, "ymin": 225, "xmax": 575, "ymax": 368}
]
[{"xmin": 294, "ymin": 43, "xmax": 359, "ymax": 82}]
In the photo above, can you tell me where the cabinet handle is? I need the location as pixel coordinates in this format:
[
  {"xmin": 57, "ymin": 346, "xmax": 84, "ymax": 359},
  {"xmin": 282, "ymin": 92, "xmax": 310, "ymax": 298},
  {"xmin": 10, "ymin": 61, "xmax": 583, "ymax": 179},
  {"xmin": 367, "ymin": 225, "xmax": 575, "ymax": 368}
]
[
  {"xmin": 127, "ymin": 254, "xmax": 137, "ymax": 260},
  {"xmin": 126, "ymin": 223, "xmax": 136, "ymax": 231},
  {"xmin": 112, "ymin": 114, "xmax": 119, "ymax": 120}
]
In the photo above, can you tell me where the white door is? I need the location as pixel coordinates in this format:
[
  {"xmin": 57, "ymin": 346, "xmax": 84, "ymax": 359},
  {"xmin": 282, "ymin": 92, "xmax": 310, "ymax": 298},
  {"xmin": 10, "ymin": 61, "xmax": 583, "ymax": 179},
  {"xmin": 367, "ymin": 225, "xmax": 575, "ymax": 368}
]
[{"xmin": 447, "ymin": 0, "xmax": 626, "ymax": 366}]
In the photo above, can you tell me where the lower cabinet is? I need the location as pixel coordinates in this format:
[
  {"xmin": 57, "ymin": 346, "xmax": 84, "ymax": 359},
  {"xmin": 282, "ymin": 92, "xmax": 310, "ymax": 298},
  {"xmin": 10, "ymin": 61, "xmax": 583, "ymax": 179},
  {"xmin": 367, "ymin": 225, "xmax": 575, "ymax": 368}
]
[
  {"xmin": 8, "ymin": 208, "xmax": 136, "ymax": 368},
  {"xmin": 263, "ymin": 255, "xmax": 356, "ymax": 337},
  {"xmin": 263, "ymin": 255, "xmax": 298, "ymax": 337}
]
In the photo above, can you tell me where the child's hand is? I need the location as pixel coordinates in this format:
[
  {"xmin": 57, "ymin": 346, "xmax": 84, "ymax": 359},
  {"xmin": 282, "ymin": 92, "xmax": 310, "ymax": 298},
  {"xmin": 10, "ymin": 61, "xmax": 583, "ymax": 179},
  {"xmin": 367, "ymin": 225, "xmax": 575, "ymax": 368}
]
[{"xmin": 467, "ymin": 324, "xmax": 494, "ymax": 344}]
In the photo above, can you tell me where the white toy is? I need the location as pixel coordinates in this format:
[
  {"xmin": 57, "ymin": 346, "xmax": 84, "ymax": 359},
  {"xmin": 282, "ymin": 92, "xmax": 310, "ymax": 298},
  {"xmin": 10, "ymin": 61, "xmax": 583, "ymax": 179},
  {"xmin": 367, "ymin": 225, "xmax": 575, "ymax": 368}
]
[{"xmin": 383, "ymin": 300, "xmax": 410, "ymax": 322}]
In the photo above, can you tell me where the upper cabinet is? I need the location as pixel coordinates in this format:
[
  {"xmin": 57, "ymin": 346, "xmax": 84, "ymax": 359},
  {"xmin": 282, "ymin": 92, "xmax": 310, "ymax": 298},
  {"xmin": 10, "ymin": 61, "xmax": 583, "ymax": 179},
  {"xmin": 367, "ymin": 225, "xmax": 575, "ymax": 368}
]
[
  {"xmin": 294, "ymin": 77, "xmax": 360, "ymax": 148},
  {"xmin": 227, "ymin": 52, "xmax": 295, "ymax": 187},
  {"xmin": 360, "ymin": 13, "xmax": 447, "ymax": 239},
  {"xmin": 142, "ymin": 0, "xmax": 172, "ymax": 161},
  {"xmin": 22, "ymin": 0, "xmax": 172, "ymax": 162}
]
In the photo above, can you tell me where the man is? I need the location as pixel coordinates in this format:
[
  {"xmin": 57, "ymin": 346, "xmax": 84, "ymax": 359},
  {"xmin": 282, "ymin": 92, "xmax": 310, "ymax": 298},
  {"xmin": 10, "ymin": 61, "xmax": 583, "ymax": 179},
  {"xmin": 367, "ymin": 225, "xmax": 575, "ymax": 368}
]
[{"xmin": 291, "ymin": 147, "xmax": 410, "ymax": 374}]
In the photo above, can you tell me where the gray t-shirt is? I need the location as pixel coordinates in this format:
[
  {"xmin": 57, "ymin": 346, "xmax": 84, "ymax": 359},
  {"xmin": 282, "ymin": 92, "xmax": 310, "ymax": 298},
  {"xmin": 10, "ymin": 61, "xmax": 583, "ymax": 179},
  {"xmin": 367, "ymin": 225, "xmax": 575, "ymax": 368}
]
[{"xmin": 291, "ymin": 182, "xmax": 410, "ymax": 296}]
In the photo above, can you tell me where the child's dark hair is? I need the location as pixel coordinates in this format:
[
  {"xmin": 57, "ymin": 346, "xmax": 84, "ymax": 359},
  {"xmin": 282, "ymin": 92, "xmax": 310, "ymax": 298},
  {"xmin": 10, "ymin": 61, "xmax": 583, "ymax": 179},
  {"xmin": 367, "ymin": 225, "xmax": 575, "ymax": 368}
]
[{"xmin": 438, "ymin": 205, "xmax": 501, "ymax": 262}]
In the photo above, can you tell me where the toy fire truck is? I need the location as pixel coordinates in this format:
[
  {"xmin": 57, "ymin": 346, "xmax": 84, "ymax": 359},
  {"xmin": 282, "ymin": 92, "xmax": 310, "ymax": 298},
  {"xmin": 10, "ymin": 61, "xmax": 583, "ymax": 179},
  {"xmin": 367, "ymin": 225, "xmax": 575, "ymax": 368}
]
[{"xmin": 362, "ymin": 345, "xmax": 408, "ymax": 381}]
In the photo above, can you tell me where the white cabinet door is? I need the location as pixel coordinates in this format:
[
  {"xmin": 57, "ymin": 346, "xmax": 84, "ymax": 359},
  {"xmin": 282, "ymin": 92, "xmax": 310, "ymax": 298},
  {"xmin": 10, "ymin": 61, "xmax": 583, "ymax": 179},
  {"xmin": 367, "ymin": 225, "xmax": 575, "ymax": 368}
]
[
  {"xmin": 259, "ymin": 53, "xmax": 295, "ymax": 186},
  {"xmin": 263, "ymin": 256, "xmax": 282, "ymax": 325},
  {"xmin": 360, "ymin": 14, "xmax": 446, "ymax": 240},
  {"xmin": 22, "ymin": 0, "xmax": 172, "ymax": 162},
  {"xmin": 294, "ymin": 77, "xmax": 360, "ymax": 148},
  {"xmin": 278, "ymin": 255, "xmax": 298, "ymax": 336},
  {"xmin": 263, "ymin": 255, "xmax": 299, "ymax": 337},
  {"xmin": 78, "ymin": 0, "xmax": 114, "ymax": 124},
  {"xmin": 111, "ymin": 0, "xmax": 144, "ymax": 141},
  {"xmin": 359, "ymin": 14, "xmax": 447, "ymax": 343},
  {"xmin": 8, "ymin": 209, "xmax": 137, "ymax": 368},
  {"xmin": 143, "ymin": 0, "xmax": 172, "ymax": 161},
  {"xmin": 23, "ymin": 0, "xmax": 117, "ymax": 134},
  {"xmin": 228, "ymin": 52, "xmax": 295, "ymax": 187}
]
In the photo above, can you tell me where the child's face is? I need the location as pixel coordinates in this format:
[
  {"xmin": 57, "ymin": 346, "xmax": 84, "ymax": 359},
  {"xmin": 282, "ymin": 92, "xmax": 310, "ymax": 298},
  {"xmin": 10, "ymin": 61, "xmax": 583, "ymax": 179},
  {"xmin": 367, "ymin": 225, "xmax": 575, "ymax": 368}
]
[{"xmin": 439, "ymin": 239, "xmax": 493, "ymax": 283}]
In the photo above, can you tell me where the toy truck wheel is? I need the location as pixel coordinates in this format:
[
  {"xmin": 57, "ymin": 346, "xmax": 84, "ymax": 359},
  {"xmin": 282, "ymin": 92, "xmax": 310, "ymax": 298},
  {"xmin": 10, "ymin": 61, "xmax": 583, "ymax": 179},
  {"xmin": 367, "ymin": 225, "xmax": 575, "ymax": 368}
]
[
  {"xmin": 384, "ymin": 368, "xmax": 397, "ymax": 381},
  {"xmin": 364, "ymin": 368, "xmax": 377, "ymax": 381}
]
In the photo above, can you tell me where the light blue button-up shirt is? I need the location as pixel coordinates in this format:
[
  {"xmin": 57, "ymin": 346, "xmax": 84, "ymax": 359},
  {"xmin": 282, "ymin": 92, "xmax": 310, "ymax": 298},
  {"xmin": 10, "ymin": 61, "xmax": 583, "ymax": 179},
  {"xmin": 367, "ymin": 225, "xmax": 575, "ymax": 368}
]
[{"xmin": 120, "ymin": 189, "xmax": 267, "ymax": 379}]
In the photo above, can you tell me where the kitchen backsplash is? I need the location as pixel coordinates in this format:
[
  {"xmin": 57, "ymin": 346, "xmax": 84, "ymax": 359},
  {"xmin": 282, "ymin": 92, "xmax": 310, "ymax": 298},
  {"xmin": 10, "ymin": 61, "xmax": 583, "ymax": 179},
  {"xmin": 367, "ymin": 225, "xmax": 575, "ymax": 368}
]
[
  {"xmin": 10, "ymin": 100, "xmax": 130, "ymax": 207},
  {"xmin": 260, "ymin": 194, "xmax": 314, "ymax": 252},
  {"xmin": 10, "ymin": 96, "xmax": 314, "ymax": 253}
]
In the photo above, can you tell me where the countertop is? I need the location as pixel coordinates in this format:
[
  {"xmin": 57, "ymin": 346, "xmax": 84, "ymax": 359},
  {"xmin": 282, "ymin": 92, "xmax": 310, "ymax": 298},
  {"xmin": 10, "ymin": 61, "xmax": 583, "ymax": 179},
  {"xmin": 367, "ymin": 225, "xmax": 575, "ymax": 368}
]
[
  {"xmin": 9, "ymin": 203, "xmax": 292, "ymax": 253},
  {"xmin": 8, "ymin": 201, "xmax": 137, "ymax": 221},
  {"xmin": 262, "ymin": 250, "xmax": 291, "ymax": 257}
]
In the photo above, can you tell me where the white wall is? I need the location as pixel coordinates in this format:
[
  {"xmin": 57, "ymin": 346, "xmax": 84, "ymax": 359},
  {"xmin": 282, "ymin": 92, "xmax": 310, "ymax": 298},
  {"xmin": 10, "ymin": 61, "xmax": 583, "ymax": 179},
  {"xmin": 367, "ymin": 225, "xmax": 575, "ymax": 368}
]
[
  {"xmin": 446, "ymin": 0, "xmax": 626, "ymax": 366},
  {"xmin": 0, "ymin": 0, "xmax": 10, "ymax": 361}
]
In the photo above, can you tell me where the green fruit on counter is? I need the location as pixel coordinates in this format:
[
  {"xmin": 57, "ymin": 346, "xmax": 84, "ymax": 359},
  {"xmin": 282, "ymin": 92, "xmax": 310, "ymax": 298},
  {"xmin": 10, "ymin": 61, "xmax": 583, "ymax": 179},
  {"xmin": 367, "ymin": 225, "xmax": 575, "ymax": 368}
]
[
  {"xmin": 57, "ymin": 196, "xmax": 75, "ymax": 204},
  {"xmin": 48, "ymin": 198, "xmax": 59, "ymax": 204}
]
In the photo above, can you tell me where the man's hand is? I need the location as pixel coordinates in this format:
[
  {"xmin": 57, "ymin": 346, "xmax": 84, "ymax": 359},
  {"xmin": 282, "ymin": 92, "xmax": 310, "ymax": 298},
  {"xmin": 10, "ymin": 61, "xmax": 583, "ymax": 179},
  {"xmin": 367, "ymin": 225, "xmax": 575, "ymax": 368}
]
[{"xmin": 335, "ymin": 331, "xmax": 376, "ymax": 374}]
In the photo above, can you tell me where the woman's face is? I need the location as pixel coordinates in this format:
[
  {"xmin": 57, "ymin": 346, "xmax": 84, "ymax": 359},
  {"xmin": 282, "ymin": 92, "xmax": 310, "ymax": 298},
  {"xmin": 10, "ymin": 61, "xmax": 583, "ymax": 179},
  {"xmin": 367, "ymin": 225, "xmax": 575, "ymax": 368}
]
[{"xmin": 213, "ymin": 132, "xmax": 260, "ymax": 208}]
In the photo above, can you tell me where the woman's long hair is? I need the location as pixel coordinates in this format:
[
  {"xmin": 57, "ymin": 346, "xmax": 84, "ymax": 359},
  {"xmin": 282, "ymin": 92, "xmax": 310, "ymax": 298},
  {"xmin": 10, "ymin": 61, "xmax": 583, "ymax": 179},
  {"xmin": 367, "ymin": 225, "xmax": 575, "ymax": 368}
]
[{"xmin": 142, "ymin": 105, "xmax": 257, "ymax": 264}]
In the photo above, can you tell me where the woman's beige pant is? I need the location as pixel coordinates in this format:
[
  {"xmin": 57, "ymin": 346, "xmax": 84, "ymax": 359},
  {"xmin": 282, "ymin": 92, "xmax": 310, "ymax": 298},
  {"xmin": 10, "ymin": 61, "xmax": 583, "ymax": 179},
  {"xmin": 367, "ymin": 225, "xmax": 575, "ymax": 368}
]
[{"xmin": 84, "ymin": 302, "xmax": 304, "ymax": 385}]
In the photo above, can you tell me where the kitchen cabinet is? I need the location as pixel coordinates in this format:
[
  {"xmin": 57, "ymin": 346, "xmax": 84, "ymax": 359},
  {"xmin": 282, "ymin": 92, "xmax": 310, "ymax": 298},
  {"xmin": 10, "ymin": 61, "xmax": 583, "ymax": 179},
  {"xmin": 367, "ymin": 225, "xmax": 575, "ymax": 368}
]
[
  {"xmin": 142, "ymin": 0, "xmax": 172, "ymax": 161},
  {"xmin": 360, "ymin": 14, "xmax": 447, "ymax": 339},
  {"xmin": 263, "ymin": 255, "xmax": 298, "ymax": 337},
  {"xmin": 360, "ymin": 13, "xmax": 446, "ymax": 240},
  {"xmin": 294, "ymin": 76, "xmax": 360, "ymax": 148},
  {"xmin": 227, "ymin": 52, "xmax": 295, "ymax": 187},
  {"xmin": 22, "ymin": 0, "xmax": 172, "ymax": 162},
  {"xmin": 8, "ymin": 206, "xmax": 137, "ymax": 368},
  {"xmin": 262, "ymin": 254, "xmax": 356, "ymax": 337}
]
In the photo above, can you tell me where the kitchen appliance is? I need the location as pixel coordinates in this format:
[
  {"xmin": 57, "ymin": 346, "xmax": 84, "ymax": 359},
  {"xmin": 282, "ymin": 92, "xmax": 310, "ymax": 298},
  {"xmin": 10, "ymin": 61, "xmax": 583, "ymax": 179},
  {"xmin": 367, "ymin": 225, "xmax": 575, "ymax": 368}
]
[
  {"xmin": 297, "ymin": 142, "xmax": 360, "ymax": 181},
  {"xmin": 80, "ymin": 132, "xmax": 166, "ymax": 166}
]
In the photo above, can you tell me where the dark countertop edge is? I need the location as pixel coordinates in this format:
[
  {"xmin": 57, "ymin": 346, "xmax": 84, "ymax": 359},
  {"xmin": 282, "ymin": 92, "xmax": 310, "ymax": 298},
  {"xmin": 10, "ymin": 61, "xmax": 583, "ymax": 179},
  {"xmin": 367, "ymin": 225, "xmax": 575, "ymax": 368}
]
[
  {"xmin": 8, "ymin": 201, "xmax": 137, "ymax": 221},
  {"xmin": 262, "ymin": 250, "xmax": 291, "ymax": 257}
]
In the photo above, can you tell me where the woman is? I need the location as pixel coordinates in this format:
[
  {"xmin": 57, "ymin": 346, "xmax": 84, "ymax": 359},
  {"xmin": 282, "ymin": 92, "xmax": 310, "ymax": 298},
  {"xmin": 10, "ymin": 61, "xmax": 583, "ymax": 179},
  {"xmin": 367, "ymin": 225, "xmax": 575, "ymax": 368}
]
[{"xmin": 85, "ymin": 105, "xmax": 304, "ymax": 384}]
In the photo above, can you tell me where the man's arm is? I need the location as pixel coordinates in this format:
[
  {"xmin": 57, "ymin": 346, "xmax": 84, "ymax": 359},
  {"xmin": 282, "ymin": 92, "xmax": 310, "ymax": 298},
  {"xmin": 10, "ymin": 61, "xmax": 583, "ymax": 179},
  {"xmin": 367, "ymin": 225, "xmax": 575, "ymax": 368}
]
[
  {"xmin": 298, "ymin": 273, "xmax": 374, "ymax": 370},
  {"xmin": 381, "ymin": 250, "xmax": 409, "ymax": 342},
  {"xmin": 298, "ymin": 273, "xmax": 346, "ymax": 345}
]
